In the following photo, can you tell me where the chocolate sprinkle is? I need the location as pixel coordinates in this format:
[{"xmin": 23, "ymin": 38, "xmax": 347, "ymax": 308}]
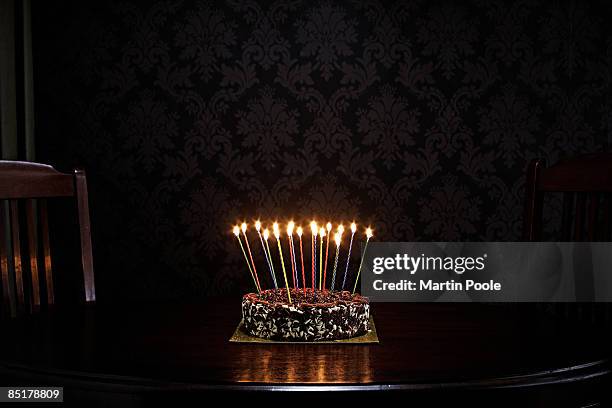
[{"xmin": 242, "ymin": 288, "xmax": 370, "ymax": 342}]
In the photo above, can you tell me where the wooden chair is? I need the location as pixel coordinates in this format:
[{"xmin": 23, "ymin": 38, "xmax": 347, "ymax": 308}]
[
  {"xmin": 0, "ymin": 161, "xmax": 95, "ymax": 318},
  {"xmin": 523, "ymin": 153, "xmax": 612, "ymax": 241},
  {"xmin": 523, "ymin": 153, "xmax": 612, "ymax": 309}
]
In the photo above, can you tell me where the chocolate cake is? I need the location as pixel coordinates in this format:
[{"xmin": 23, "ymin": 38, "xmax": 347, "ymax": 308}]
[{"xmin": 242, "ymin": 288, "xmax": 370, "ymax": 341}]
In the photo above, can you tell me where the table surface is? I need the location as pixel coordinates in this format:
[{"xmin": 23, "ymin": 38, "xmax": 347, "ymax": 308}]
[{"xmin": 0, "ymin": 298, "xmax": 610, "ymax": 391}]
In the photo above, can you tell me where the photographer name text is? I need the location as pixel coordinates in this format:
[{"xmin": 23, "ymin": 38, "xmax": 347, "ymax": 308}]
[{"xmin": 372, "ymin": 279, "xmax": 502, "ymax": 292}]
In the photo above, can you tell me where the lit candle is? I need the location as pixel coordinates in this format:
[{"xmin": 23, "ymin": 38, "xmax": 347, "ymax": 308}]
[
  {"xmin": 310, "ymin": 221, "xmax": 317, "ymax": 291},
  {"xmin": 318, "ymin": 227, "xmax": 325, "ymax": 290},
  {"xmin": 323, "ymin": 222, "xmax": 332, "ymax": 290},
  {"xmin": 233, "ymin": 226, "xmax": 260, "ymax": 293},
  {"xmin": 274, "ymin": 222, "xmax": 291, "ymax": 303},
  {"xmin": 342, "ymin": 222, "xmax": 357, "ymax": 291},
  {"xmin": 297, "ymin": 226, "xmax": 306, "ymax": 294},
  {"xmin": 256, "ymin": 220, "xmax": 276, "ymax": 289},
  {"xmin": 330, "ymin": 231, "xmax": 341, "ymax": 291},
  {"xmin": 262, "ymin": 228, "xmax": 277, "ymax": 288},
  {"xmin": 287, "ymin": 221, "xmax": 297, "ymax": 289},
  {"xmin": 352, "ymin": 227, "xmax": 373, "ymax": 294},
  {"xmin": 241, "ymin": 223, "xmax": 261, "ymax": 292}
]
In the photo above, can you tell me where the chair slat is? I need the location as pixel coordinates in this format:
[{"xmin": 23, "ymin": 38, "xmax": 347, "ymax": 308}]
[
  {"xmin": 9, "ymin": 200, "xmax": 25, "ymax": 310},
  {"xmin": 40, "ymin": 199, "xmax": 54, "ymax": 305},
  {"xmin": 561, "ymin": 193, "xmax": 574, "ymax": 241},
  {"xmin": 75, "ymin": 170, "xmax": 95, "ymax": 302},
  {"xmin": 523, "ymin": 159, "xmax": 544, "ymax": 240},
  {"xmin": 603, "ymin": 195, "xmax": 611, "ymax": 241},
  {"xmin": 25, "ymin": 199, "xmax": 40, "ymax": 308},
  {"xmin": 586, "ymin": 193, "xmax": 599, "ymax": 241},
  {"xmin": 573, "ymin": 194, "xmax": 585, "ymax": 241},
  {"xmin": 0, "ymin": 201, "xmax": 14, "ymax": 317}
]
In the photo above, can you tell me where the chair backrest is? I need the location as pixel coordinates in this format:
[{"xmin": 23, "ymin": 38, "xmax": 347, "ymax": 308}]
[
  {"xmin": 523, "ymin": 153, "xmax": 612, "ymax": 241},
  {"xmin": 0, "ymin": 161, "xmax": 95, "ymax": 317}
]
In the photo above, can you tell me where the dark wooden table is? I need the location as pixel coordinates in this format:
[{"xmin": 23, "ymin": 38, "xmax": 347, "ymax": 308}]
[{"xmin": 0, "ymin": 298, "xmax": 610, "ymax": 405}]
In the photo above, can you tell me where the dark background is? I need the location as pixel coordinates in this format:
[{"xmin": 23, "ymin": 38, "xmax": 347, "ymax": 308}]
[{"xmin": 31, "ymin": 0, "xmax": 612, "ymax": 302}]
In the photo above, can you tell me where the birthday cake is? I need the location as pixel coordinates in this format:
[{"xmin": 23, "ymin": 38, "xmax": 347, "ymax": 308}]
[{"xmin": 242, "ymin": 288, "xmax": 370, "ymax": 341}]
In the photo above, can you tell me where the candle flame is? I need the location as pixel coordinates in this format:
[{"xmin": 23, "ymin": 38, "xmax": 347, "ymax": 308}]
[
  {"xmin": 233, "ymin": 220, "xmax": 369, "ymax": 240},
  {"xmin": 334, "ymin": 232, "xmax": 341, "ymax": 246}
]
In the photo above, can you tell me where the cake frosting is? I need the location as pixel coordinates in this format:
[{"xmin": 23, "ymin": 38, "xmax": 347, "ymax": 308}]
[{"xmin": 242, "ymin": 288, "xmax": 370, "ymax": 341}]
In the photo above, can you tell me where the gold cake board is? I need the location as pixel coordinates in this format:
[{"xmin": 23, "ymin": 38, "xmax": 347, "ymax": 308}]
[{"xmin": 229, "ymin": 315, "xmax": 379, "ymax": 344}]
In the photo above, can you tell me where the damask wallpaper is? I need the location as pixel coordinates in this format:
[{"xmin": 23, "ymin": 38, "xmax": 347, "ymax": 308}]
[{"xmin": 32, "ymin": 0, "xmax": 611, "ymax": 301}]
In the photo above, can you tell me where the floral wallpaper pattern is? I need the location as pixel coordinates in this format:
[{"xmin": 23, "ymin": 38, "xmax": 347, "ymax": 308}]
[{"xmin": 33, "ymin": 0, "xmax": 611, "ymax": 300}]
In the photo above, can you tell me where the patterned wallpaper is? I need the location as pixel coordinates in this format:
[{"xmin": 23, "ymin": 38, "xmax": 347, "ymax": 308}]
[{"xmin": 32, "ymin": 0, "xmax": 611, "ymax": 300}]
